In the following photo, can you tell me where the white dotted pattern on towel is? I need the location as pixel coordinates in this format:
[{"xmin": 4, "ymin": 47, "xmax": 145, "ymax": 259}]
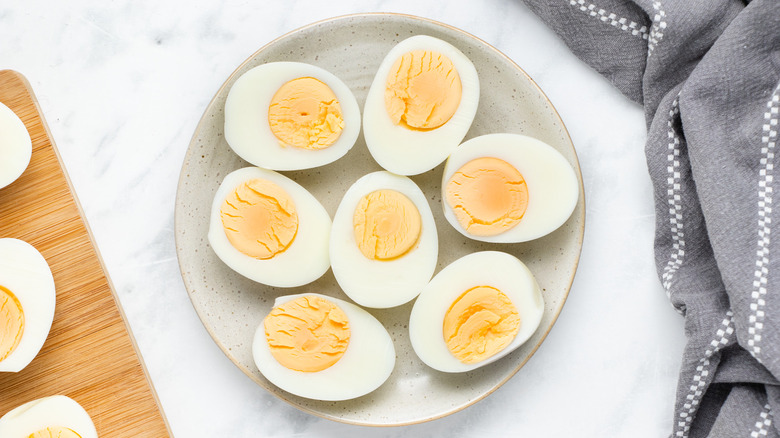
[
  {"xmin": 749, "ymin": 83, "xmax": 780, "ymax": 362},
  {"xmin": 751, "ymin": 404, "xmax": 774, "ymax": 438},
  {"xmin": 674, "ymin": 311, "xmax": 735, "ymax": 438},
  {"xmin": 648, "ymin": 1, "xmax": 666, "ymax": 56},
  {"xmin": 662, "ymin": 95, "xmax": 684, "ymax": 312},
  {"xmin": 568, "ymin": 0, "xmax": 649, "ymax": 40}
]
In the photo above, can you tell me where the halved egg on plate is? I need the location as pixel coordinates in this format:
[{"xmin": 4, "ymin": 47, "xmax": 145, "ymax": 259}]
[
  {"xmin": 224, "ymin": 62, "xmax": 361, "ymax": 171},
  {"xmin": 252, "ymin": 293, "xmax": 395, "ymax": 401},
  {"xmin": 207, "ymin": 167, "xmax": 331, "ymax": 288},
  {"xmin": 409, "ymin": 251, "xmax": 544, "ymax": 373},
  {"xmin": 363, "ymin": 35, "xmax": 480, "ymax": 175},
  {"xmin": 330, "ymin": 171, "xmax": 437, "ymax": 308},
  {"xmin": 442, "ymin": 133, "xmax": 579, "ymax": 243}
]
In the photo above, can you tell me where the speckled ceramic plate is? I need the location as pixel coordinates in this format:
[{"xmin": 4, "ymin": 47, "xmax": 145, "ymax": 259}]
[{"xmin": 175, "ymin": 13, "xmax": 585, "ymax": 426}]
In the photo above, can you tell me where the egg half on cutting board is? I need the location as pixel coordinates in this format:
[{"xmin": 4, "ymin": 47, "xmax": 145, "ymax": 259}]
[
  {"xmin": 0, "ymin": 395, "xmax": 97, "ymax": 438},
  {"xmin": 0, "ymin": 102, "xmax": 32, "ymax": 189},
  {"xmin": 0, "ymin": 238, "xmax": 56, "ymax": 373}
]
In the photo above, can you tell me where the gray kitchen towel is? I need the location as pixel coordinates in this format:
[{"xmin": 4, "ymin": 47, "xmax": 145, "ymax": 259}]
[{"xmin": 519, "ymin": 0, "xmax": 780, "ymax": 436}]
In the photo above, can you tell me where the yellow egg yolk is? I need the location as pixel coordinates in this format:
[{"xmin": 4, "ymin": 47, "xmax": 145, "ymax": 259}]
[
  {"xmin": 220, "ymin": 178, "xmax": 298, "ymax": 260},
  {"xmin": 384, "ymin": 50, "xmax": 462, "ymax": 130},
  {"xmin": 353, "ymin": 189, "xmax": 422, "ymax": 260},
  {"xmin": 264, "ymin": 295, "xmax": 350, "ymax": 372},
  {"xmin": 28, "ymin": 427, "xmax": 82, "ymax": 438},
  {"xmin": 267, "ymin": 77, "xmax": 344, "ymax": 150},
  {"xmin": 445, "ymin": 157, "xmax": 529, "ymax": 237},
  {"xmin": 0, "ymin": 285, "xmax": 24, "ymax": 362},
  {"xmin": 443, "ymin": 286, "xmax": 521, "ymax": 364}
]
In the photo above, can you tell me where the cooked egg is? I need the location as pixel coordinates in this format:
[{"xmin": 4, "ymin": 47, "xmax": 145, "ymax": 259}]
[
  {"xmin": 409, "ymin": 251, "xmax": 544, "ymax": 373},
  {"xmin": 0, "ymin": 395, "xmax": 97, "ymax": 438},
  {"xmin": 442, "ymin": 133, "xmax": 579, "ymax": 243},
  {"xmin": 224, "ymin": 62, "xmax": 361, "ymax": 171},
  {"xmin": 207, "ymin": 167, "xmax": 331, "ymax": 287},
  {"xmin": 363, "ymin": 35, "xmax": 480, "ymax": 175},
  {"xmin": 0, "ymin": 102, "xmax": 32, "ymax": 190},
  {"xmin": 252, "ymin": 293, "xmax": 395, "ymax": 401},
  {"xmin": 0, "ymin": 238, "xmax": 55, "ymax": 373},
  {"xmin": 330, "ymin": 171, "xmax": 438, "ymax": 308}
]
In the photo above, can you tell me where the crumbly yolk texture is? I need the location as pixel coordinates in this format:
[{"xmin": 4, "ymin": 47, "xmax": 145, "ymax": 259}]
[
  {"xmin": 220, "ymin": 178, "xmax": 298, "ymax": 260},
  {"xmin": 384, "ymin": 50, "xmax": 462, "ymax": 130},
  {"xmin": 264, "ymin": 295, "xmax": 350, "ymax": 372},
  {"xmin": 268, "ymin": 77, "xmax": 344, "ymax": 150},
  {"xmin": 353, "ymin": 189, "xmax": 422, "ymax": 260},
  {"xmin": 443, "ymin": 286, "xmax": 521, "ymax": 364},
  {"xmin": 0, "ymin": 285, "xmax": 24, "ymax": 362},
  {"xmin": 445, "ymin": 157, "xmax": 529, "ymax": 237},
  {"xmin": 28, "ymin": 427, "xmax": 82, "ymax": 438}
]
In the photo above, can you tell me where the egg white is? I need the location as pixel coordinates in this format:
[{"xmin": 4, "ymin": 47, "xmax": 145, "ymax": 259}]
[
  {"xmin": 0, "ymin": 238, "xmax": 55, "ymax": 373},
  {"xmin": 0, "ymin": 395, "xmax": 97, "ymax": 438},
  {"xmin": 363, "ymin": 35, "xmax": 480, "ymax": 176},
  {"xmin": 409, "ymin": 251, "xmax": 544, "ymax": 373},
  {"xmin": 252, "ymin": 293, "xmax": 396, "ymax": 401},
  {"xmin": 224, "ymin": 62, "xmax": 361, "ymax": 171},
  {"xmin": 330, "ymin": 171, "xmax": 438, "ymax": 308},
  {"xmin": 0, "ymin": 102, "xmax": 32, "ymax": 190},
  {"xmin": 207, "ymin": 167, "xmax": 331, "ymax": 288},
  {"xmin": 442, "ymin": 133, "xmax": 579, "ymax": 243}
]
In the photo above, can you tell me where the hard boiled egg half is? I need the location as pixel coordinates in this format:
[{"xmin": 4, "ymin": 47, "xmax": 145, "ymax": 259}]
[
  {"xmin": 0, "ymin": 102, "xmax": 32, "ymax": 189},
  {"xmin": 0, "ymin": 395, "xmax": 97, "ymax": 438},
  {"xmin": 442, "ymin": 133, "xmax": 579, "ymax": 243},
  {"xmin": 409, "ymin": 251, "xmax": 544, "ymax": 373},
  {"xmin": 330, "ymin": 171, "xmax": 437, "ymax": 308},
  {"xmin": 207, "ymin": 167, "xmax": 331, "ymax": 288},
  {"xmin": 224, "ymin": 62, "xmax": 361, "ymax": 171},
  {"xmin": 252, "ymin": 293, "xmax": 395, "ymax": 401},
  {"xmin": 363, "ymin": 35, "xmax": 480, "ymax": 175},
  {"xmin": 0, "ymin": 238, "xmax": 55, "ymax": 373}
]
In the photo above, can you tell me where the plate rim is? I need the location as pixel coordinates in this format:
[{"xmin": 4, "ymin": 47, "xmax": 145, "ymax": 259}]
[{"xmin": 174, "ymin": 11, "xmax": 586, "ymax": 427}]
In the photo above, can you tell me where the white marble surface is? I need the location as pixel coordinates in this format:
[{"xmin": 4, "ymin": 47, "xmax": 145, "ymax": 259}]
[{"xmin": 0, "ymin": 1, "xmax": 686, "ymax": 436}]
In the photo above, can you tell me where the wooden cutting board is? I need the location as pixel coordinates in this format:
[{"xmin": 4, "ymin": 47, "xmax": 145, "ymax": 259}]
[{"xmin": 0, "ymin": 70, "xmax": 171, "ymax": 437}]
